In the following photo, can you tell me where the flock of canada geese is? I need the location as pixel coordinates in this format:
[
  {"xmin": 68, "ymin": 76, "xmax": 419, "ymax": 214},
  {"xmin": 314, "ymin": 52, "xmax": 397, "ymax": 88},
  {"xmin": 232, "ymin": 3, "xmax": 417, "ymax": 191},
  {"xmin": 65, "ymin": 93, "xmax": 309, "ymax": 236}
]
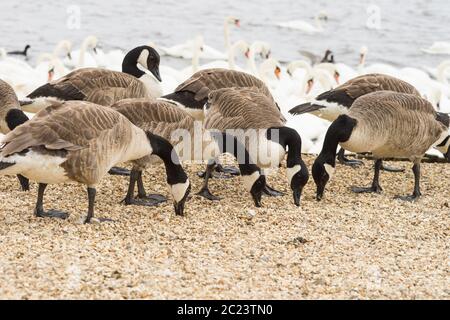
[{"xmin": 0, "ymin": 19, "xmax": 449, "ymax": 223}]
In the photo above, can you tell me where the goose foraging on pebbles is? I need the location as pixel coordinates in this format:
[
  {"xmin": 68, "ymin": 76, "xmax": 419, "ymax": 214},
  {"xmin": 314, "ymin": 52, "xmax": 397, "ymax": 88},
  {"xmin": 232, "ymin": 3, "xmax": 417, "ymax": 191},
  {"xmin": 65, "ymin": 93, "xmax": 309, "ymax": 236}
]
[
  {"xmin": 23, "ymin": 45, "xmax": 162, "ymax": 113},
  {"xmin": 0, "ymin": 100, "xmax": 190, "ymax": 222},
  {"xmin": 289, "ymin": 73, "xmax": 421, "ymax": 167},
  {"xmin": 201, "ymin": 87, "xmax": 309, "ymax": 207},
  {"xmin": 110, "ymin": 98, "xmax": 195, "ymax": 207},
  {"xmin": 312, "ymin": 91, "xmax": 450, "ymax": 202}
]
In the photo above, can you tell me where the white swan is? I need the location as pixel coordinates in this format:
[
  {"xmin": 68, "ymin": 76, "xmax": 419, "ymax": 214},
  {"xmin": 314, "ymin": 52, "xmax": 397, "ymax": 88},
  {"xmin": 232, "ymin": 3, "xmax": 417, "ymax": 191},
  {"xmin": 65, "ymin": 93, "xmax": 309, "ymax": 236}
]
[
  {"xmin": 276, "ymin": 13, "xmax": 325, "ymax": 34},
  {"xmin": 160, "ymin": 17, "xmax": 240, "ymax": 61},
  {"xmin": 64, "ymin": 35, "xmax": 99, "ymax": 68},
  {"xmin": 358, "ymin": 45, "xmax": 399, "ymax": 76},
  {"xmin": 422, "ymin": 42, "xmax": 450, "ymax": 55}
]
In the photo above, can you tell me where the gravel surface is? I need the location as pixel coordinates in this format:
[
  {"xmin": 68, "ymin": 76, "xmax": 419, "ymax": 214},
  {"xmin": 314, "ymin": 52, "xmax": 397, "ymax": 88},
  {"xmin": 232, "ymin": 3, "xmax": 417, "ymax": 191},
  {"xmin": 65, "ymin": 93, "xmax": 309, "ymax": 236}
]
[{"xmin": 0, "ymin": 155, "xmax": 448, "ymax": 299}]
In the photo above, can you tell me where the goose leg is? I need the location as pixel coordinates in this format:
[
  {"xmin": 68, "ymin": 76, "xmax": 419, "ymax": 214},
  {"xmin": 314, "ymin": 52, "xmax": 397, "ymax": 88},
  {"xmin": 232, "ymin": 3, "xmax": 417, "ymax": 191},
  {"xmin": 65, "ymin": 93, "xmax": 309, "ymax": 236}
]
[
  {"xmin": 136, "ymin": 171, "xmax": 167, "ymax": 203},
  {"xmin": 352, "ymin": 159, "xmax": 383, "ymax": 194},
  {"xmin": 34, "ymin": 183, "xmax": 69, "ymax": 219},
  {"xmin": 196, "ymin": 159, "xmax": 221, "ymax": 201},
  {"xmin": 395, "ymin": 163, "xmax": 421, "ymax": 201},
  {"xmin": 108, "ymin": 166, "xmax": 131, "ymax": 176},
  {"xmin": 17, "ymin": 174, "xmax": 30, "ymax": 191},
  {"xmin": 123, "ymin": 169, "xmax": 164, "ymax": 206},
  {"xmin": 337, "ymin": 148, "xmax": 363, "ymax": 167}
]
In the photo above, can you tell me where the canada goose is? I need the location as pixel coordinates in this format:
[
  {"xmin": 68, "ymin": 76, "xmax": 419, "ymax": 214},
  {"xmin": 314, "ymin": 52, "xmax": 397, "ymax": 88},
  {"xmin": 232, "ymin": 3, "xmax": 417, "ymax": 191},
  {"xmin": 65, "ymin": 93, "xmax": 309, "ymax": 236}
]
[
  {"xmin": 201, "ymin": 87, "xmax": 309, "ymax": 207},
  {"xmin": 312, "ymin": 91, "xmax": 449, "ymax": 202},
  {"xmin": 8, "ymin": 45, "xmax": 31, "ymax": 58},
  {"xmin": 289, "ymin": 73, "xmax": 421, "ymax": 167},
  {"xmin": 22, "ymin": 45, "xmax": 162, "ymax": 113},
  {"xmin": 110, "ymin": 98, "xmax": 195, "ymax": 206},
  {"xmin": 161, "ymin": 68, "xmax": 276, "ymax": 121},
  {"xmin": 0, "ymin": 100, "xmax": 190, "ymax": 223},
  {"xmin": 0, "ymin": 79, "xmax": 30, "ymax": 191}
]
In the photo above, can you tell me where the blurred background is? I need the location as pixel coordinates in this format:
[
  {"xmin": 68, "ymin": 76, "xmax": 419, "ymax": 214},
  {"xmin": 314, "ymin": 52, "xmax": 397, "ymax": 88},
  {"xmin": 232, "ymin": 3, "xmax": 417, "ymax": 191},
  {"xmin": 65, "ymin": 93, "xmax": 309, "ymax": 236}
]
[{"xmin": 1, "ymin": 0, "xmax": 449, "ymax": 67}]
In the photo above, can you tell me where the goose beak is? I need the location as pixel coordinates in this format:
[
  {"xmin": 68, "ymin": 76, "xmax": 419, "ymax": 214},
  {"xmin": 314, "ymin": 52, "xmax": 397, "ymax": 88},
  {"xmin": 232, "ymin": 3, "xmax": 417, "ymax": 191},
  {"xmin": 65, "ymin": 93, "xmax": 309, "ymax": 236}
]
[
  {"xmin": 174, "ymin": 200, "xmax": 185, "ymax": 216},
  {"xmin": 293, "ymin": 189, "xmax": 302, "ymax": 207},
  {"xmin": 67, "ymin": 52, "xmax": 72, "ymax": 60},
  {"xmin": 150, "ymin": 66, "xmax": 162, "ymax": 82},
  {"xmin": 245, "ymin": 49, "xmax": 250, "ymax": 59},
  {"xmin": 235, "ymin": 19, "xmax": 241, "ymax": 27},
  {"xmin": 251, "ymin": 189, "xmax": 263, "ymax": 207},
  {"xmin": 316, "ymin": 185, "xmax": 325, "ymax": 201},
  {"xmin": 93, "ymin": 47, "xmax": 98, "ymax": 54}
]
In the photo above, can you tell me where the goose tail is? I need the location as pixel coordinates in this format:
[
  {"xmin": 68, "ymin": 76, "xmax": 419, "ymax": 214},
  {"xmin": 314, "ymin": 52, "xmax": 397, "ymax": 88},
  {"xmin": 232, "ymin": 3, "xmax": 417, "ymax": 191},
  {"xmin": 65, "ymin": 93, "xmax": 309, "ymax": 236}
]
[{"xmin": 288, "ymin": 103, "xmax": 324, "ymax": 116}]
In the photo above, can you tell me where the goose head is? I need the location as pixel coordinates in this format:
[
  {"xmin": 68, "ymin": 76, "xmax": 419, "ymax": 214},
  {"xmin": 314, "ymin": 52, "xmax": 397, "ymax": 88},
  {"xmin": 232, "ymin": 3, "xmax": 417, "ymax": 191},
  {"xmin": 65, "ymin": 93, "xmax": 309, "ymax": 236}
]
[
  {"xmin": 139, "ymin": 46, "xmax": 161, "ymax": 81},
  {"xmin": 312, "ymin": 156, "xmax": 335, "ymax": 201},
  {"xmin": 170, "ymin": 179, "xmax": 191, "ymax": 216}
]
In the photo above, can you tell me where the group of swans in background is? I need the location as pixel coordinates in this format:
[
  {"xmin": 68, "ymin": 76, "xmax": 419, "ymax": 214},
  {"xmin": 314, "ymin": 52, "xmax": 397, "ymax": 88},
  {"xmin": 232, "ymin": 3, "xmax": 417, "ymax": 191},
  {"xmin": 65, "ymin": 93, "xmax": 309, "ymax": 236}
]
[{"xmin": 0, "ymin": 15, "xmax": 449, "ymax": 154}]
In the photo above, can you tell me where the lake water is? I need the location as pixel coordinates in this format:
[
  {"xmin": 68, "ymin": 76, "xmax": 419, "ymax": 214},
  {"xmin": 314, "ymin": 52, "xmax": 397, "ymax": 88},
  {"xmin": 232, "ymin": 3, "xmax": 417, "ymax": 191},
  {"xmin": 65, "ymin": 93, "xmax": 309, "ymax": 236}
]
[{"xmin": 1, "ymin": 0, "xmax": 449, "ymax": 69}]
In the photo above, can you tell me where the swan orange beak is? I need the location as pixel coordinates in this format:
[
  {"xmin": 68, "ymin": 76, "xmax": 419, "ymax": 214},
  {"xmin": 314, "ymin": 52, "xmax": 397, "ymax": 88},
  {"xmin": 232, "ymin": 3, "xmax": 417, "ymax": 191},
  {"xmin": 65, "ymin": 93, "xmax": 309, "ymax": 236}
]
[
  {"xmin": 274, "ymin": 66, "xmax": 281, "ymax": 80},
  {"xmin": 235, "ymin": 19, "xmax": 241, "ymax": 27},
  {"xmin": 245, "ymin": 48, "xmax": 250, "ymax": 58},
  {"xmin": 47, "ymin": 68, "xmax": 55, "ymax": 82},
  {"xmin": 334, "ymin": 71, "xmax": 340, "ymax": 84},
  {"xmin": 306, "ymin": 79, "xmax": 314, "ymax": 94}
]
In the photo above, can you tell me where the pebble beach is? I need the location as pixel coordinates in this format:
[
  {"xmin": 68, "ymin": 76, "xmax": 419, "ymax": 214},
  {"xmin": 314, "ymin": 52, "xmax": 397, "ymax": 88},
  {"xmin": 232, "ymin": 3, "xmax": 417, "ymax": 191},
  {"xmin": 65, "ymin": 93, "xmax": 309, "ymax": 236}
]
[{"xmin": 0, "ymin": 155, "xmax": 448, "ymax": 299}]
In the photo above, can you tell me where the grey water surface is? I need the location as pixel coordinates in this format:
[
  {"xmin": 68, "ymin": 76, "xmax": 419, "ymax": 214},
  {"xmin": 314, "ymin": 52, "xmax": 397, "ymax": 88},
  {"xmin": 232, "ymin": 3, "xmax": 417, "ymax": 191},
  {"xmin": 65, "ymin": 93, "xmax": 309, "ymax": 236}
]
[{"xmin": 1, "ymin": 0, "xmax": 449, "ymax": 68}]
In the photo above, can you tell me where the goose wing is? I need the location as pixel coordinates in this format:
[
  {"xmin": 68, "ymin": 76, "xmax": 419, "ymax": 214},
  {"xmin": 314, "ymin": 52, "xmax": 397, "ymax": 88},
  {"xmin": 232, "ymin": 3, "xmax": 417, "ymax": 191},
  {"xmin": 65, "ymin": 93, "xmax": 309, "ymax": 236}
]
[
  {"xmin": 316, "ymin": 73, "xmax": 420, "ymax": 107},
  {"xmin": 204, "ymin": 87, "xmax": 285, "ymax": 131},
  {"xmin": 166, "ymin": 68, "xmax": 276, "ymax": 108},
  {"xmin": 111, "ymin": 98, "xmax": 194, "ymax": 141},
  {"xmin": 27, "ymin": 68, "xmax": 148, "ymax": 106},
  {"xmin": 1, "ymin": 100, "xmax": 128, "ymax": 157}
]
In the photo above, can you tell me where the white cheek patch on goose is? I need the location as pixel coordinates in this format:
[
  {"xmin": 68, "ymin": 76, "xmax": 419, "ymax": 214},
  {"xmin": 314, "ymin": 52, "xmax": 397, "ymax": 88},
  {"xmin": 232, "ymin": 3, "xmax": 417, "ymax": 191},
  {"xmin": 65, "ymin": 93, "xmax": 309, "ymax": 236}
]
[
  {"xmin": 324, "ymin": 163, "xmax": 335, "ymax": 180},
  {"xmin": 170, "ymin": 180, "xmax": 189, "ymax": 203},
  {"xmin": 137, "ymin": 49, "xmax": 150, "ymax": 70},
  {"xmin": 242, "ymin": 171, "xmax": 260, "ymax": 192},
  {"xmin": 286, "ymin": 165, "xmax": 301, "ymax": 184},
  {"xmin": 312, "ymin": 99, "xmax": 349, "ymax": 122}
]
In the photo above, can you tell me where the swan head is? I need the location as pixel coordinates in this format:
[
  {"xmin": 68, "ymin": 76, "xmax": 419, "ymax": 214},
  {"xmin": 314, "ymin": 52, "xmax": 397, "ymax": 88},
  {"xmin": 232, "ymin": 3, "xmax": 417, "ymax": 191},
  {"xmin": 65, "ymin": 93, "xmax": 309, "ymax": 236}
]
[
  {"xmin": 226, "ymin": 16, "xmax": 240, "ymax": 27},
  {"xmin": 54, "ymin": 40, "xmax": 73, "ymax": 59},
  {"xmin": 259, "ymin": 58, "xmax": 282, "ymax": 81},
  {"xmin": 136, "ymin": 46, "xmax": 162, "ymax": 82},
  {"xmin": 83, "ymin": 35, "xmax": 98, "ymax": 54},
  {"xmin": 287, "ymin": 60, "xmax": 312, "ymax": 77}
]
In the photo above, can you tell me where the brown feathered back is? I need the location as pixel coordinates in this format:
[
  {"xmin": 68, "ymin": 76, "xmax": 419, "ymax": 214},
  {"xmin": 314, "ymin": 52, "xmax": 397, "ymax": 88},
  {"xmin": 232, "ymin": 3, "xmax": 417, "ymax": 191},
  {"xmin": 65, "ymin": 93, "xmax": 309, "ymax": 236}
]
[
  {"xmin": 110, "ymin": 98, "xmax": 195, "ymax": 141},
  {"xmin": 28, "ymin": 68, "xmax": 150, "ymax": 106},
  {"xmin": 175, "ymin": 68, "xmax": 276, "ymax": 104},
  {"xmin": 1, "ymin": 101, "xmax": 141, "ymax": 185},
  {"xmin": 204, "ymin": 87, "xmax": 285, "ymax": 131},
  {"xmin": 345, "ymin": 91, "xmax": 447, "ymax": 159}
]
